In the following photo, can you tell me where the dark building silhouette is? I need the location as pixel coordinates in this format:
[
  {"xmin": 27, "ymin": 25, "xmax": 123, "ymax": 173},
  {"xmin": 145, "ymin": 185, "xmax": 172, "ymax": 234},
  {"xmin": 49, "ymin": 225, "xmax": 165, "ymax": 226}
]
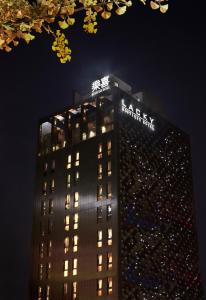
[{"xmin": 31, "ymin": 75, "xmax": 204, "ymax": 300}]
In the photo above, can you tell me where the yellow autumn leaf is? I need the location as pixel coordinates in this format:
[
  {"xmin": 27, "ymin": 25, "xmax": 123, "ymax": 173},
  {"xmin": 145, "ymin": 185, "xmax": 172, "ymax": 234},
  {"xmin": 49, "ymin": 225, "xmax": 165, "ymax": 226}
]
[
  {"xmin": 23, "ymin": 33, "xmax": 35, "ymax": 43},
  {"xmin": 101, "ymin": 10, "xmax": 111, "ymax": 19},
  {"xmin": 58, "ymin": 20, "xmax": 69, "ymax": 29},
  {"xmin": 160, "ymin": 4, "xmax": 169, "ymax": 13},
  {"xmin": 150, "ymin": 1, "xmax": 160, "ymax": 10},
  {"xmin": 94, "ymin": 5, "xmax": 103, "ymax": 12},
  {"xmin": 67, "ymin": 17, "xmax": 75, "ymax": 25},
  {"xmin": 107, "ymin": 3, "xmax": 113, "ymax": 11},
  {"xmin": 126, "ymin": 1, "xmax": 132, "ymax": 7},
  {"xmin": 115, "ymin": 6, "xmax": 127, "ymax": 15}
]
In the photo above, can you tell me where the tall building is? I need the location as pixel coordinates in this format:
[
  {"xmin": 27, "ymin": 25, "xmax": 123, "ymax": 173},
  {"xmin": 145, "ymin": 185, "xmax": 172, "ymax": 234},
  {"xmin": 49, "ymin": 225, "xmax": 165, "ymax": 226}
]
[{"xmin": 31, "ymin": 75, "xmax": 204, "ymax": 300}]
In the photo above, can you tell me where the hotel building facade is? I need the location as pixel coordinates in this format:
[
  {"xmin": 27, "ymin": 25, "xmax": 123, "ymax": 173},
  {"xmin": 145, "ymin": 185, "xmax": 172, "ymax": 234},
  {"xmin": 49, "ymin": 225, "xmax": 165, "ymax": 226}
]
[{"xmin": 31, "ymin": 75, "xmax": 204, "ymax": 300}]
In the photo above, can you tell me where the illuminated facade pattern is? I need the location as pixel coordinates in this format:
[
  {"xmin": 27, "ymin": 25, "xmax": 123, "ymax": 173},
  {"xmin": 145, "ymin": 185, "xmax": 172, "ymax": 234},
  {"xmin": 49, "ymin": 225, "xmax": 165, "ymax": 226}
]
[{"xmin": 31, "ymin": 75, "xmax": 204, "ymax": 300}]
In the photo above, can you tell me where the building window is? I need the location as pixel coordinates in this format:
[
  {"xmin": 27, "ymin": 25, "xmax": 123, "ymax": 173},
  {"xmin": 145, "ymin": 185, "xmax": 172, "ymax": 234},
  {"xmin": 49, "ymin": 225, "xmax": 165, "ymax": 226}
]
[
  {"xmin": 97, "ymin": 206, "xmax": 103, "ymax": 223},
  {"xmin": 47, "ymin": 240, "xmax": 52, "ymax": 257},
  {"xmin": 107, "ymin": 161, "xmax": 112, "ymax": 176},
  {"xmin": 37, "ymin": 286, "xmax": 42, "ymax": 300},
  {"xmin": 98, "ymin": 143, "xmax": 102, "ymax": 159},
  {"xmin": 40, "ymin": 222, "xmax": 45, "ymax": 237},
  {"xmin": 97, "ymin": 279, "xmax": 103, "ymax": 296},
  {"xmin": 107, "ymin": 253, "xmax": 112, "ymax": 270},
  {"xmin": 108, "ymin": 229, "xmax": 112, "ymax": 246},
  {"xmin": 97, "ymin": 254, "xmax": 103, "ymax": 272},
  {"xmin": 39, "ymin": 264, "xmax": 43, "ymax": 280},
  {"xmin": 49, "ymin": 199, "xmax": 53, "ymax": 214},
  {"xmin": 72, "ymin": 258, "xmax": 77, "ymax": 276},
  {"xmin": 46, "ymin": 262, "xmax": 51, "ymax": 279},
  {"xmin": 107, "ymin": 182, "xmax": 112, "ymax": 199},
  {"xmin": 73, "ymin": 235, "xmax": 78, "ymax": 252},
  {"xmin": 72, "ymin": 282, "xmax": 77, "ymax": 300},
  {"xmin": 98, "ymin": 230, "xmax": 103, "ymax": 248},
  {"xmin": 50, "ymin": 179, "xmax": 55, "ymax": 193},
  {"xmin": 107, "ymin": 277, "xmax": 112, "ymax": 295},
  {"xmin": 41, "ymin": 201, "xmax": 46, "ymax": 216},
  {"xmin": 46, "ymin": 285, "xmax": 50, "ymax": 300},
  {"xmin": 65, "ymin": 215, "xmax": 70, "ymax": 231},
  {"xmin": 67, "ymin": 154, "xmax": 71, "ymax": 169},
  {"xmin": 43, "ymin": 162, "xmax": 48, "ymax": 174},
  {"xmin": 74, "ymin": 192, "xmax": 79, "ymax": 208},
  {"xmin": 98, "ymin": 163, "xmax": 103, "ymax": 180},
  {"xmin": 39, "ymin": 242, "xmax": 44, "ymax": 258},
  {"xmin": 75, "ymin": 171, "xmax": 80, "ymax": 184},
  {"xmin": 82, "ymin": 132, "xmax": 87, "ymax": 141},
  {"xmin": 64, "ymin": 260, "xmax": 69, "ymax": 277},
  {"xmin": 107, "ymin": 205, "xmax": 112, "ymax": 220},
  {"xmin": 63, "ymin": 283, "xmax": 68, "ymax": 296},
  {"xmin": 67, "ymin": 174, "xmax": 71, "ymax": 188},
  {"xmin": 51, "ymin": 160, "xmax": 55, "ymax": 172},
  {"xmin": 64, "ymin": 237, "xmax": 69, "ymax": 254},
  {"xmin": 75, "ymin": 152, "xmax": 80, "ymax": 166},
  {"xmin": 43, "ymin": 182, "xmax": 47, "ymax": 195},
  {"xmin": 97, "ymin": 184, "xmax": 103, "ymax": 201},
  {"xmin": 65, "ymin": 194, "xmax": 70, "ymax": 210},
  {"xmin": 107, "ymin": 140, "xmax": 112, "ymax": 156},
  {"xmin": 74, "ymin": 213, "xmax": 78, "ymax": 230},
  {"xmin": 48, "ymin": 219, "xmax": 53, "ymax": 234}
]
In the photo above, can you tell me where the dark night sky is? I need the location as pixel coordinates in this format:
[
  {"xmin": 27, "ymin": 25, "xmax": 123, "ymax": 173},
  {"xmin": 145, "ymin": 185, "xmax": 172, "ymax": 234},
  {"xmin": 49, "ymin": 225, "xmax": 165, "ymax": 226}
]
[{"xmin": 0, "ymin": 0, "xmax": 206, "ymax": 299}]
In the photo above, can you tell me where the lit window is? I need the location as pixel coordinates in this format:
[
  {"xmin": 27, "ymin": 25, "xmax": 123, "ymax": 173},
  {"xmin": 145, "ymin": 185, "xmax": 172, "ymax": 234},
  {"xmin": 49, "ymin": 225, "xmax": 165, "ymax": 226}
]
[
  {"xmin": 65, "ymin": 215, "xmax": 70, "ymax": 231},
  {"xmin": 50, "ymin": 179, "xmax": 55, "ymax": 193},
  {"xmin": 47, "ymin": 240, "xmax": 52, "ymax": 257},
  {"xmin": 40, "ymin": 222, "xmax": 45, "ymax": 237},
  {"xmin": 43, "ymin": 182, "xmax": 47, "ymax": 195},
  {"xmin": 74, "ymin": 192, "xmax": 79, "ymax": 208},
  {"xmin": 107, "ymin": 253, "xmax": 112, "ymax": 270},
  {"xmin": 107, "ymin": 204, "xmax": 112, "ymax": 220},
  {"xmin": 39, "ymin": 242, "xmax": 44, "ymax": 258},
  {"xmin": 98, "ymin": 163, "xmax": 103, "ymax": 180},
  {"xmin": 107, "ymin": 140, "xmax": 112, "ymax": 156},
  {"xmin": 39, "ymin": 264, "xmax": 43, "ymax": 280},
  {"xmin": 73, "ymin": 258, "xmax": 77, "ymax": 276},
  {"xmin": 74, "ymin": 213, "xmax": 78, "ymax": 229},
  {"xmin": 46, "ymin": 262, "xmax": 51, "ymax": 279},
  {"xmin": 37, "ymin": 286, "xmax": 42, "ymax": 300},
  {"xmin": 72, "ymin": 282, "xmax": 77, "ymax": 300},
  {"xmin": 73, "ymin": 235, "xmax": 78, "ymax": 252},
  {"xmin": 67, "ymin": 174, "xmax": 71, "ymax": 188},
  {"xmin": 64, "ymin": 260, "xmax": 69, "ymax": 277},
  {"xmin": 65, "ymin": 194, "xmax": 70, "ymax": 210},
  {"xmin": 82, "ymin": 132, "xmax": 87, "ymax": 140},
  {"xmin": 51, "ymin": 160, "xmax": 55, "ymax": 172},
  {"xmin": 97, "ymin": 184, "xmax": 103, "ymax": 201},
  {"xmin": 98, "ymin": 143, "xmax": 102, "ymax": 159},
  {"xmin": 101, "ymin": 126, "xmax": 106, "ymax": 133},
  {"xmin": 97, "ymin": 279, "xmax": 103, "ymax": 296},
  {"xmin": 41, "ymin": 201, "xmax": 46, "ymax": 216},
  {"xmin": 98, "ymin": 230, "xmax": 103, "ymax": 248},
  {"xmin": 97, "ymin": 254, "xmax": 103, "ymax": 272},
  {"xmin": 64, "ymin": 237, "xmax": 69, "ymax": 254},
  {"xmin": 97, "ymin": 206, "xmax": 103, "ymax": 223},
  {"xmin": 63, "ymin": 283, "xmax": 68, "ymax": 296},
  {"xmin": 75, "ymin": 171, "xmax": 79, "ymax": 184},
  {"xmin": 108, "ymin": 229, "xmax": 112, "ymax": 246},
  {"xmin": 49, "ymin": 199, "xmax": 53, "ymax": 214},
  {"xmin": 46, "ymin": 285, "xmax": 50, "ymax": 300},
  {"xmin": 67, "ymin": 155, "xmax": 71, "ymax": 169},
  {"xmin": 107, "ymin": 182, "xmax": 112, "ymax": 199},
  {"xmin": 75, "ymin": 152, "xmax": 80, "ymax": 166},
  {"xmin": 107, "ymin": 277, "xmax": 112, "ymax": 295},
  {"xmin": 107, "ymin": 161, "xmax": 112, "ymax": 176}
]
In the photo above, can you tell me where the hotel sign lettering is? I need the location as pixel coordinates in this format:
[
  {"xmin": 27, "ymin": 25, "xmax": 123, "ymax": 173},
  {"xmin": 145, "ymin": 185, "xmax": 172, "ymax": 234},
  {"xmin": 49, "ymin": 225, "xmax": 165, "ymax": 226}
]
[
  {"xmin": 121, "ymin": 99, "xmax": 155, "ymax": 131},
  {"xmin": 91, "ymin": 75, "xmax": 110, "ymax": 96}
]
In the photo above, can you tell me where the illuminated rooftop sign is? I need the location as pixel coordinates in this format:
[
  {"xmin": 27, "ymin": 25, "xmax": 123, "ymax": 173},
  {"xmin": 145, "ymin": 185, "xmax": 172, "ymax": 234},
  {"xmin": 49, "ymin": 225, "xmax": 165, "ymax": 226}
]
[
  {"xmin": 121, "ymin": 99, "xmax": 155, "ymax": 131},
  {"xmin": 91, "ymin": 75, "xmax": 110, "ymax": 96}
]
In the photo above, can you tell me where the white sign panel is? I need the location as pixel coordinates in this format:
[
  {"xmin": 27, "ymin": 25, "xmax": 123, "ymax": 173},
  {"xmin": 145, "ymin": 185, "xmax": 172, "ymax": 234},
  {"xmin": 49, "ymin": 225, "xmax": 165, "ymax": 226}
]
[
  {"xmin": 121, "ymin": 99, "xmax": 155, "ymax": 131},
  {"xmin": 91, "ymin": 75, "xmax": 110, "ymax": 96}
]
